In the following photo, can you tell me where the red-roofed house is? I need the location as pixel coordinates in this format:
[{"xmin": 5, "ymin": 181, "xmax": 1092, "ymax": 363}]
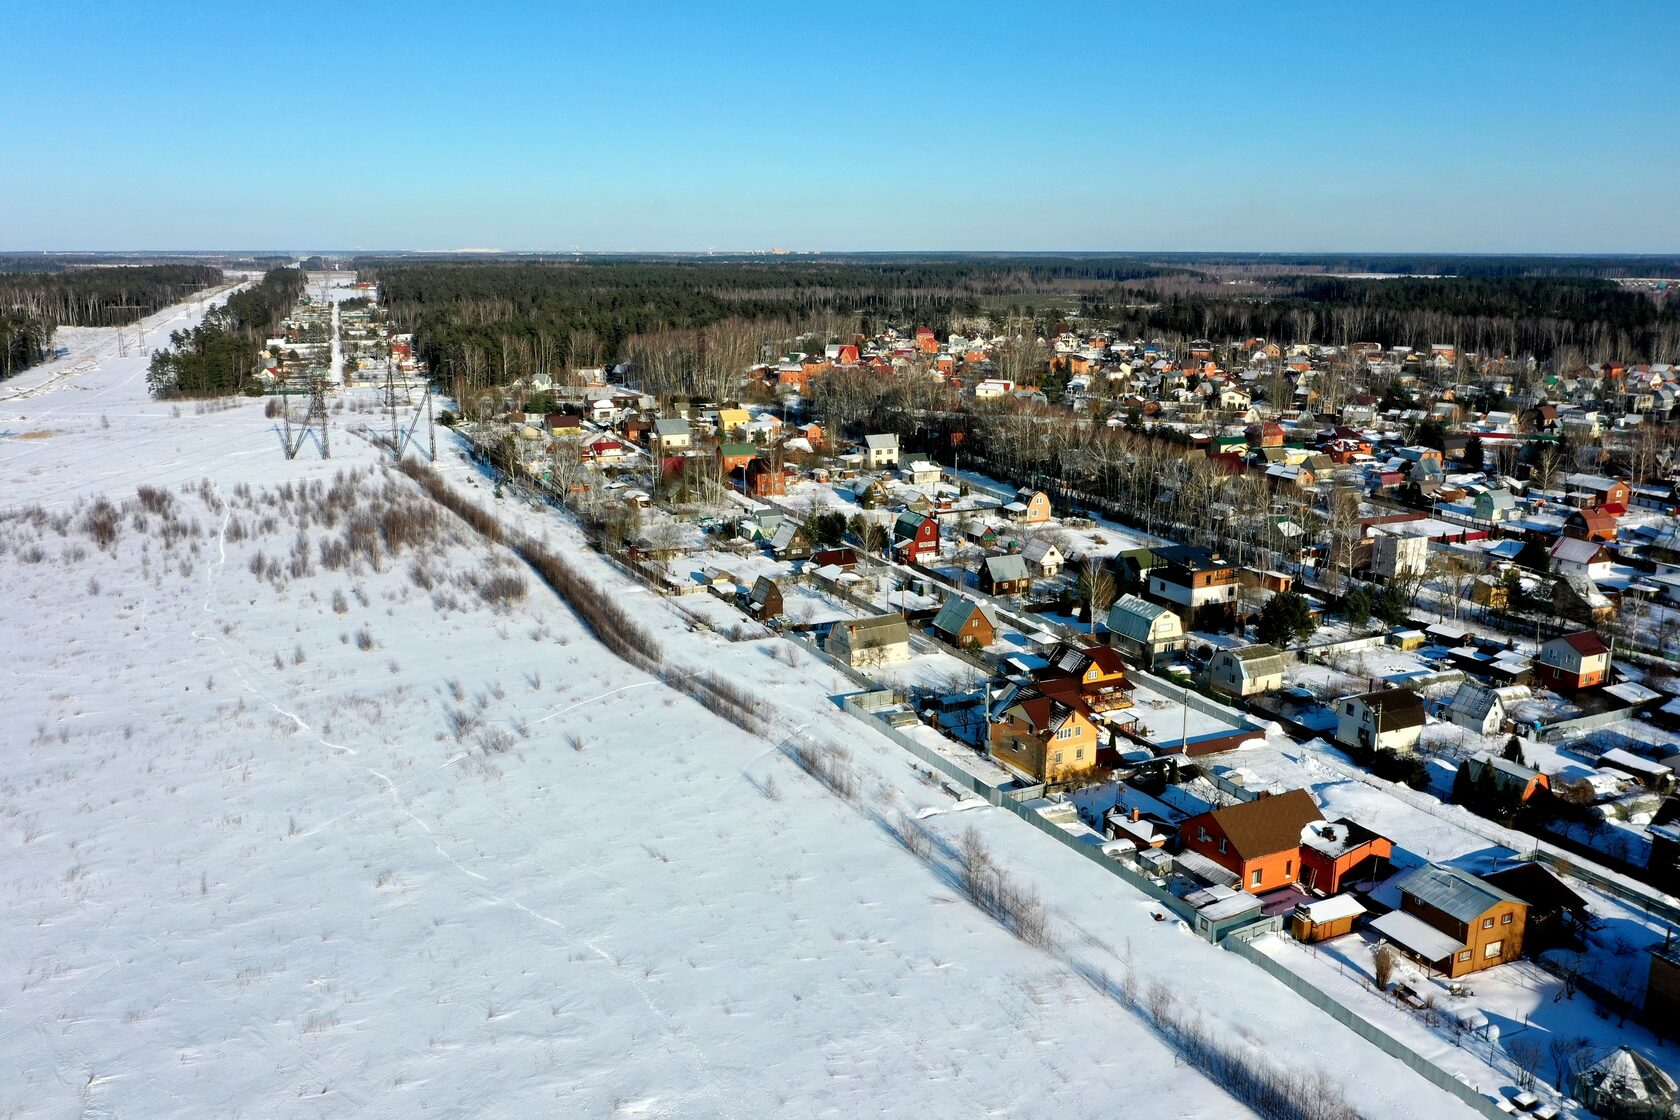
[
  {"xmin": 988, "ymin": 678, "xmax": 1102, "ymax": 783},
  {"xmin": 1535, "ymin": 632, "xmax": 1611, "ymax": 693}
]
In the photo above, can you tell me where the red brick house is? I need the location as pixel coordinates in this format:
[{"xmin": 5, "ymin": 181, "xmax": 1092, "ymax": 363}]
[
  {"xmin": 1178, "ymin": 789, "xmax": 1323, "ymax": 894},
  {"xmin": 914, "ymin": 327, "xmax": 939, "ymax": 355}
]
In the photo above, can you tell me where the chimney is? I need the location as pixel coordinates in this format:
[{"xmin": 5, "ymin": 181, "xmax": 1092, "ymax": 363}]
[{"xmin": 1131, "ymin": 807, "xmax": 1141, "ymax": 823}]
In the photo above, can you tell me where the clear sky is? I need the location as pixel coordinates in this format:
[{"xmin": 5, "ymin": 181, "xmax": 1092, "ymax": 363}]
[{"xmin": 3, "ymin": 0, "xmax": 1676, "ymax": 253}]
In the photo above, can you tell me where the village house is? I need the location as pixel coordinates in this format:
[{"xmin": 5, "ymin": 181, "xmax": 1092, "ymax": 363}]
[
  {"xmin": 1178, "ymin": 789, "xmax": 1324, "ymax": 894},
  {"xmin": 1105, "ymin": 594, "xmax": 1186, "ymax": 668},
  {"xmin": 1371, "ymin": 864, "xmax": 1526, "ymax": 978},
  {"xmin": 1034, "ymin": 642, "xmax": 1134, "ymax": 715},
  {"xmin": 717, "ymin": 441, "xmax": 757, "ymax": 476},
  {"xmin": 863, "ymin": 433, "xmax": 900, "ymax": 469},
  {"xmin": 1564, "ymin": 473, "xmax": 1631, "ymax": 509},
  {"xmin": 1334, "ymin": 689, "xmax": 1426, "ymax": 753},
  {"xmin": 1456, "ymin": 753, "xmax": 1551, "ymax": 802},
  {"xmin": 980, "ymin": 553, "xmax": 1033, "ymax": 597},
  {"xmin": 1549, "ymin": 535, "xmax": 1614, "ymax": 580},
  {"xmin": 900, "ymin": 457, "xmax": 942, "ymax": 489},
  {"xmin": 930, "ymin": 595, "xmax": 999, "ymax": 650},
  {"xmin": 1208, "ymin": 644, "xmax": 1287, "ymax": 698},
  {"xmin": 747, "ymin": 576, "xmax": 784, "ymax": 621},
  {"xmin": 743, "ymin": 456, "xmax": 786, "ymax": 498},
  {"xmin": 1534, "ymin": 631, "xmax": 1611, "ymax": 693},
  {"xmin": 824, "ymin": 614, "xmax": 911, "ymax": 668},
  {"xmin": 1472, "ymin": 488, "xmax": 1518, "ymax": 523},
  {"xmin": 1444, "ymin": 682, "xmax": 1508, "ymax": 735},
  {"xmin": 650, "ymin": 417, "xmax": 691, "ymax": 455},
  {"xmin": 1146, "ymin": 546, "xmax": 1241, "ymax": 629},
  {"xmin": 892, "ymin": 511, "xmax": 941, "ymax": 564},
  {"xmin": 1563, "ymin": 507, "xmax": 1618, "ymax": 542},
  {"xmin": 987, "ymin": 678, "xmax": 1102, "ymax": 784},
  {"xmin": 1021, "ymin": 536, "xmax": 1065, "ymax": 578},
  {"xmin": 1298, "ymin": 817, "xmax": 1393, "ymax": 895},
  {"xmin": 1004, "ymin": 488, "xmax": 1053, "ymax": 524}
]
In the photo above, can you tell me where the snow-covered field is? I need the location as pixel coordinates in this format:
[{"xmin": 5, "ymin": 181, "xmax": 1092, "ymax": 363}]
[{"xmin": 0, "ymin": 283, "xmax": 1488, "ymax": 1118}]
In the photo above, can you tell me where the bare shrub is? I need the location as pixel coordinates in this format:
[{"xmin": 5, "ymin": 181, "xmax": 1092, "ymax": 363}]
[
  {"xmin": 476, "ymin": 727, "xmax": 515, "ymax": 755},
  {"xmin": 1372, "ymin": 943, "xmax": 1397, "ymax": 991},
  {"xmin": 476, "ymin": 571, "xmax": 527, "ymax": 609},
  {"xmin": 135, "ymin": 485, "xmax": 175, "ymax": 516},
  {"xmin": 355, "ymin": 626, "xmax": 375, "ymax": 651},
  {"xmin": 787, "ymin": 740, "xmax": 859, "ymax": 803},
  {"xmin": 332, "ymin": 588, "xmax": 349, "ymax": 615},
  {"xmin": 81, "ymin": 498, "xmax": 121, "ymax": 551}
]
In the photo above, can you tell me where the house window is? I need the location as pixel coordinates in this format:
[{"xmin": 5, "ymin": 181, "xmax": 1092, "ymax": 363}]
[
  {"xmin": 1218, "ymin": 838, "xmax": 1227, "ymax": 854},
  {"xmin": 1198, "ymin": 827, "xmax": 1211, "ymax": 843},
  {"xmin": 1250, "ymin": 869, "xmax": 1262, "ymax": 888},
  {"xmin": 1501, "ymin": 913, "xmax": 1513, "ymax": 926},
  {"xmin": 1054, "ymin": 752, "xmax": 1064, "ymax": 765},
  {"xmin": 1075, "ymin": 748, "xmax": 1085, "ymax": 760},
  {"xmin": 1484, "ymin": 940, "xmax": 1504, "ymax": 959},
  {"xmin": 1458, "ymin": 950, "xmax": 1472, "ymax": 962},
  {"xmin": 1284, "ymin": 859, "xmax": 1292, "ymax": 876},
  {"xmin": 1482, "ymin": 917, "xmax": 1494, "ymax": 930}
]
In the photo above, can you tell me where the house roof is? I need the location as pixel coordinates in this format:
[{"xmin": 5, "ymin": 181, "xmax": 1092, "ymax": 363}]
[
  {"xmin": 1369, "ymin": 909, "xmax": 1463, "ymax": 963},
  {"xmin": 1550, "ymin": 536, "xmax": 1607, "ymax": 564},
  {"xmin": 1481, "ymin": 863, "xmax": 1589, "ymax": 916},
  {"xmin": 1194, "ymin": 789, "xmax": 1323, "ymax": 862},
  {"xmin": 1393, "ymin": 864, "xmax": 1523, "ymax": 924},
  {"xmin": 1041, "ymin": 642, "xmax": 1127, "ymax": 681},
  {"xmin": 833, "ymin": 614, "xmax": 909, "ymax": 650},
  {"xmin": 931, "ymin": 595, "xmax": 997, "ymax": 637},
  {"xmin": 1106, "ymin": 593, "xmax": 1176, "ymax": 641},
  {"xmin": 1347, "ymin": 688, "xmax": 1426, "ymax": 731},
  {"xmin": 1227, "ymin": 644, "xmax": 1285, "ymax": 670},
  {"xmin": 984, "ymin": 553, "xmax": 1031, "ymax": 582},
  {"xmin": 1448, "ymin": 683, "xmax": 1503, "ymax": 721},
  {"xmin": 652, "ymin": 418, "xmax": 689, "ymax": 436},
  {"xmin": 1299, "ymin": 817, "xmax": 1386, "ymax": 858},
  {"xmin": 1297, "ymin": 894, "xmax": 1366, "ymax": 923},
  {"xmin": 1022, "ymin": 537, "xmax": 1062, "ymax": 563},
  {"xmin": 1559, "ymin": 630, "xmax": 1610, "ymax": 657},
  {"xmin": 864, "ymin": 433, "xmax": 899, "ymax": 451}
]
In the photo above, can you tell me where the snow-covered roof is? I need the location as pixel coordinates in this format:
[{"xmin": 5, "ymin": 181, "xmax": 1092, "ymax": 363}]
[
  {"xmin": 1296, "ymin": 894, "xmax": 1365, "ymax": 924},
  {"xmin": 1369, "ymin": 908, "xmax": 1462, "ymax": 962}
]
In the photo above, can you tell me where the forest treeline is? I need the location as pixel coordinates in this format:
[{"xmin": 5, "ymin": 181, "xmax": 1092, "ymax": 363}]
[
  {"xmin": 0, "ymin": 263, "xmax": 223, "ymax": 379},
  {"xmin": 361, "ymin": 258, "xmax": 1680, "ymax": 394},
  {"xmin": 361, "ymin": 258, "xmax": 1202, "ymax": 383},
  {"xmin": 1089, "ymin": 274, "xmax": 1680, "ymax": 364},
  {"xmin": 146, "ymin": 268, "xmax": 305, "ymax": 398}
]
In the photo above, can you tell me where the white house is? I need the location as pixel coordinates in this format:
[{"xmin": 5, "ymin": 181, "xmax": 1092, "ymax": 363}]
[
  {"xmin": 1021, "ymin": 537, "xmax": 1065, "ymax": 578},
  {"xmin": 1335, "ymin": 689, "xmax": 1426, "ymax": 753},
  {"xmin": 1209, "ymin": 644, "xmax": 1287, "ymax": 698},
  {"xmin": 1106, "ymin": 594, "xmax": 1186, "ymax": 667},
  {"xmin": 1445, "ymin": 682, "xmax": 1506, "ymax": 735},
  {"xmin": 863, "ymin": 434, "xmax": 900, "ymax": 469},
  {"xmin": 1549, "ymin": 536, "xmax": 1614, "ymax": 581}
]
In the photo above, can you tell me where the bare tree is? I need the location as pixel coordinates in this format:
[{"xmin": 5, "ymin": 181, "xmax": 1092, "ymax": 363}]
[{"xmin": 1077, "ymin": 556, "xmax": 1115, "ymax": 634}]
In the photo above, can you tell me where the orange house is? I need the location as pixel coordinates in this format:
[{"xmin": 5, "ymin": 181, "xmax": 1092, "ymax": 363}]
[
  {"xmin": 1298, "ymin": 817, "xmax": 1393, "ymax": 895},
  {"xmin": 914, "ymin": 327, "xmax": 939, "ymax": 355},
  {"xmin": 1178, "ymin": 790, "xmax": 1323, "ymax": 894}
]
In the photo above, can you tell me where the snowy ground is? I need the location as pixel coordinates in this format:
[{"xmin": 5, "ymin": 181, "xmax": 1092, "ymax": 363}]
[{"xmin": 0, "ymin": 285, "xmax": 1491, "ymax": 1119}]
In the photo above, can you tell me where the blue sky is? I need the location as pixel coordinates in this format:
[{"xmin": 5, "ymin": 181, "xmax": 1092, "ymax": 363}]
[{"xmin": 3, "ymin": 1, "xmax": 1676, "ymax": 252}]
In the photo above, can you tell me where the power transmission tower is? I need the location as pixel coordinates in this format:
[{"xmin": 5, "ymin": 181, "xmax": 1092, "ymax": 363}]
[{"xmin": 284, "ymin": 376, "xmax": 331, "ymax": 459}]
